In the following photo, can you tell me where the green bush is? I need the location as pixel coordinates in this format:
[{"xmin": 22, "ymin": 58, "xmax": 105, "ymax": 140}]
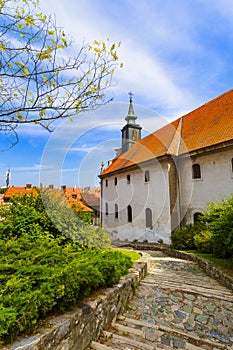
[
  {"xmin": 171, "ymin": 224, "xmax": 198, "ymax": 250},
  {"xmin": 200, "ymin": 195, "xmax": 233, "ymax": 258},
  {"xmin": 194, "ymin": 230, "xmax": 213, "ymax": 253},
  {"xmin": 0, "ymin": 190, "xmax": 111, "ymax": 248},
  {"xmin": 171, "ymin": 195, "xmax": 233, "ymax": 258},
  {"xmin": 0, "ymin": 235, "xmax": 133, "ymax": 344}
]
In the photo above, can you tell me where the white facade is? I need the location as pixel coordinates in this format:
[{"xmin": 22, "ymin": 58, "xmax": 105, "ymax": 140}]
[
  {"xmin": 101, "ymin": 161, "xmax": 172, "ymax": 244},
  {"xmin": 101, "ymin": 145, "xmax": 233, "ymax": 244},
  {"xmin": 179, "ymin": 146, "xmax": 233, "ymax": 225},
  {"xmin": 100, "ymin": 91, "xmax": 233, "ymax": 243}
]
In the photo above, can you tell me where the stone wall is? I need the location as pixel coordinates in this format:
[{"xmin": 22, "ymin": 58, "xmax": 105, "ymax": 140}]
[
  {"xmin": 165, "ymin": 248, "xmax": 233, "ymax": 292},
  {"xmin": 3, "ymin": 254, "xmax": 151, "ymax": 350}
]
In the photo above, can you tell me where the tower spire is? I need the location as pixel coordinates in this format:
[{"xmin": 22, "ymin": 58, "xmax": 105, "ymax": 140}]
[
  {"xmin": 121, "ymin": 92, "xmax": 141, "ymax": 153},
  {"xmin": 126, "ymin": 91, "xmax": 137, "ymax": 123}
]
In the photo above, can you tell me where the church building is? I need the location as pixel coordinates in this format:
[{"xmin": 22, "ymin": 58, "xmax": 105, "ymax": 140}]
[{"xmin": 99, "ymin": 90, "xmax": 233, "ymax": 243}]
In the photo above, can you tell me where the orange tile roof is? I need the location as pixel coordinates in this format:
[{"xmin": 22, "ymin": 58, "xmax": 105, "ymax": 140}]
[
  {"xmin": 3, "ymin": 186, "xmax": 92, "ymax": 212},
  {"xmin": 179, "ymin": 89, "xmax": 233, "ymax": 153},
  {"xmin": 4, "ymin": 186, "xmax": 38, "ymax": 199},
  {"xmin": 64, "ymin": 187, "xmax": 93, "ymax": 212},
  {"xmin": 100, "ymin": 89, "xmax": 233, "ymax": 176}
]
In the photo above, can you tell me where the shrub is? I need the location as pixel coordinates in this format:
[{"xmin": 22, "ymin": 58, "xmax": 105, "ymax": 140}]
[
  {"xmin": 171, "ymin": 194, "xmax": 233, "ymax": 258},
  {"xmin": 0, "ymin": 235, "xmax": 134, "ymax": 344},
  {"xmin": 200, "ymin": 195, "xmax": 233, "ymax": 258},
  {"xmin": 0, "ymin": 191, "xmax": 111, "ymax": 249},
  {"xmin": 194, "ymin": 230, "xmax": 213, "ymax": 253},
  {"xmin": 171, "ymin": 224, "xmax": 199, "ymax": 250}
]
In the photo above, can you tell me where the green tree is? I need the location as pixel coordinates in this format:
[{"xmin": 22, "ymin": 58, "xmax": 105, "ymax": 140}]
[
  {"xmin": 0, "ymin": 0, "xmax": 121, "ymax": 147},
  {"xmin": 200, "ymin": 195, "xmax": 233, "ymax": 258},
  {"xmin": 0, "ymin": 190, "xmax": 111, "ymax": 248}
]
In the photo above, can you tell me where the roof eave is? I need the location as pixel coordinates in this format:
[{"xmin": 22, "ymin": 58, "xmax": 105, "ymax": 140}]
[{"xmin": 99, "ymin": 153, "xmax": 175, "ymax": 178}]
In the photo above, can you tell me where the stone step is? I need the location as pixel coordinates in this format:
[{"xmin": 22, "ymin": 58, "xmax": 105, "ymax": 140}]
[
  {"xmin": 116, "ymin": 316, "xmax": 229, "ymax": 350},
  {"xmin": 146, "ymin": 277, "xmax": 230, "ymax": 294},
  {"xmin": 141, "ymin": 280, "xmax": 233, "ymax": 301},
  {"xmin": 147, "ymin": 271, "xmax": 229, "ymax": 289},
  {"xmin": 147, "ymin": 269, "xmax": 231, "ymax": 288},
  {"xmin": 90, "ymin": 341, "xmax": 114, "ymax": 350},
  {"xmin": 90, "ymin": 255, "xmax": 233, "ymax": 350},
  {"xmin": 99, "ymin": 330, "xmax": 155, "ymax": 350}
]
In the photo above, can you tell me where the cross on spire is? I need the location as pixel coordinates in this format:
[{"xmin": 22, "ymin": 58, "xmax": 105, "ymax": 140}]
[{"xmin": 128, "ymin": 91, "xmax": 134, "ymax": 103}]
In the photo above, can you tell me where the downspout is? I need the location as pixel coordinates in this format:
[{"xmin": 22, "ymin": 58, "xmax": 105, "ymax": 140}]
[
  {"xmin": 175, "ymin": 116, "xmax": 184, "ymax": 229},
  {"xmin": 100, "ymin": 178, "xmax": 103, "ymax": 226}
]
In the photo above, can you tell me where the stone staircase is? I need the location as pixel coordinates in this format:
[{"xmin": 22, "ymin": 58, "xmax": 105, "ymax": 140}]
[{"xmin": 88, "ymin": 252, "xmax": 233, "ymax": 350}]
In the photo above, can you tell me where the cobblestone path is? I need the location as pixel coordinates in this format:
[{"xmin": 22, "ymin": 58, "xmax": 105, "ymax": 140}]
[{"xmin": 89, "ymin": 251, "xmax": 233, "ymax": 350}]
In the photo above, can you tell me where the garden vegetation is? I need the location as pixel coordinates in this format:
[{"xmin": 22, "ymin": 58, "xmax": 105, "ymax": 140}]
[
  {"xmin": 0, "ymin": 191, "xmax": 140, "ymax": 344},
  {"xmin": 171, "ymin": 194, "xmax": 233, "ymax": 259}
]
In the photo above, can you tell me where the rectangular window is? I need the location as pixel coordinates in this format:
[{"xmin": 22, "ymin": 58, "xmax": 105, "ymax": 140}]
[
  {"xmin": 105, "ymin": 179, "xmax": 108, "ymax": 187},
  {"xmin": 114, "ymin": 177, "xmax": 117, "ymax": 186},
  {"xmin": 192, "ymin": 163, "xmax": 201, "ymax": 179}
]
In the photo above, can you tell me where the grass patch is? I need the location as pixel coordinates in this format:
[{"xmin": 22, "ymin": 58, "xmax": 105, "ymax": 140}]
[
  {"xmin": 186, "ymin": 250, "xmax": 233, "ymax": 275},
  {"xmin": 112, "ymin": 248, "xmax": 141, "ymax": 263}
]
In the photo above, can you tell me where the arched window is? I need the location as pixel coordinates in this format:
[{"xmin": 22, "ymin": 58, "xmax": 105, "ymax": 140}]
[
  {"xmin": 194, "ymin": 212, "xmax": 202, "ymax": 224},
  {"xmin": 145, "ymin": 208, "xmax": 152, "ymax": 228},
  {"xmin": 105, "ymin": 202, "xmax": 108, "ymax": 215},
  {"xmin": 127, "ymin": 205, "xmax": 132, "ymax": 223},
  {"xmin": 105, "ymin": 179, "xmax": 108, "ymax": 187},
  {"xmin": 231, "ymin": 158, "xmax": 233, "ymax": 173},
  {"xmin": 145, "ymin": 170, "xmax": 150, "ymax": 183},
  {"xmin": 114, "ymin": 177, "xmax": 117, "ymax": 186},
  {"xmin": 115, "ymin": 204, "xmax": 118, "ymax": 219},
  {"xmin": 127, "ymin": 174, "xmax": 131, "ymax": 184},
  {"xmin": 192, "ymin": 163, "xmax": 201, "ymax": 179}
]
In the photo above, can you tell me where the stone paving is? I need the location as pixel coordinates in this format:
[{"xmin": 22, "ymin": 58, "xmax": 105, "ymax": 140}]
[{"xmin": 89, "ymin": 250, "xmax": 233, "ymax": 350}]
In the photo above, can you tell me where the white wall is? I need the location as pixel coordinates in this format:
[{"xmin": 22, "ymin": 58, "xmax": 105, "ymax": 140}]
[
  {"xmin": 102, "ymin": 160, "xmax": 172, "ymax": 243},
  {"xmin": 179, "ymin": 148, "xmax": 233, "ymax": 224}
]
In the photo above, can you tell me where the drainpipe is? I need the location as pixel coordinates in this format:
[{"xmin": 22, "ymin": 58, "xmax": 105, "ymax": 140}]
[
  {"xmin": 100, "ymin": 178, "xmax": 103, "ymax": 226},
  {"xmin": 175, "ymin": 116, "xmax": 184, "ymax": 230}
]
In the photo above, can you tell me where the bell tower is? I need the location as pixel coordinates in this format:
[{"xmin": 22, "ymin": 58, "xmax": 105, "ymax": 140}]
[{"xmin": 121, "ymin": 92, "xmax": 141, "ymax": 153}]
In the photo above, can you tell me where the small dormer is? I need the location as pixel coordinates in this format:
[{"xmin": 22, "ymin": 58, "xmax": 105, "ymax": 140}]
[{"xmin": 121, "ymin": 92, "xmax": 141, "ymax": 153}]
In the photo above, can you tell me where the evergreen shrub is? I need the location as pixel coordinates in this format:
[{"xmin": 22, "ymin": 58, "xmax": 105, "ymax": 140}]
[
  {"xmin": 170, "ymin": 224, "xmax": 198, "ymax": 250},
  {"xmin": 0, "ymin": 236, "xmax": 134, "ymax": 344}
]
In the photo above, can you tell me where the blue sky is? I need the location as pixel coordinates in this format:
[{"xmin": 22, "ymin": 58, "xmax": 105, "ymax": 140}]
[{"xmin": 1, "ymin": 0, "xmax": 233, "ymax": 188}]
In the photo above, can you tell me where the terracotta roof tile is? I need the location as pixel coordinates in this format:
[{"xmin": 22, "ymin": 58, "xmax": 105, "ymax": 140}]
[
  {"xmin": 4, "ymin": 186, "xmax": 38, "ymax": 199},
  {"xmin": 101, "ymin": 89, "xmax": 233, "ymax": 176},
  {"xmin": 3, "ymin": 186, "xmax": 92, "ymax": 212}
]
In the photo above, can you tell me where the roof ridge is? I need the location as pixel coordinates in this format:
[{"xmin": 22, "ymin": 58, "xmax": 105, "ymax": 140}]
[{"xmin": 166, "ymin": 117, "xmax": 182, "ymax": 156}]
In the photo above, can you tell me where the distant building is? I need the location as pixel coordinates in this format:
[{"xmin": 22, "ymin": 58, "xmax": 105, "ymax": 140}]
[
  {"xmin": 3, "ymin": 184, "xmax": 100, "ymax": 224},
  {"xmin": 3, "ymin": 184, "xmax": 38, "ymax": 202},
  {"xmin": 81, "ymin": 187, "xmax": 101, "ymax": 225},
  {"xmin": 99, "ymin": 90, "xmax": 233, "ymax": 243}
]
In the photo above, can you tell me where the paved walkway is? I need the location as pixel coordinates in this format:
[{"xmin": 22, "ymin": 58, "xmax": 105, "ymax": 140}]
[{"xmin": 89, "ymin": 250, "xmax": 233, "ymax": 350}]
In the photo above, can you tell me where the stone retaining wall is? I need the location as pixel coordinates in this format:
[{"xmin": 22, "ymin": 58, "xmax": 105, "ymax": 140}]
[
  {"xmin": 3, "ymin": 254, "xmax": 151, "ymax": 350},
  {"xmin": 165, "ymin": 248, "xmax": 233, "ymax": 292}
]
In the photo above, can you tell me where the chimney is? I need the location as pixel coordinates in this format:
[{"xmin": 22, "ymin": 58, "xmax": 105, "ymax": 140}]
[
  {"xmin": 61, "ymin": 185, "xmax": 66, "ymax": 192},
  {"xmin": 25, "ymin": 184, "xmax": 32, "ymax": 189},
  {"xmin": 48, "ymin": 184, "xmax": 54, "ymax": 190}
]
